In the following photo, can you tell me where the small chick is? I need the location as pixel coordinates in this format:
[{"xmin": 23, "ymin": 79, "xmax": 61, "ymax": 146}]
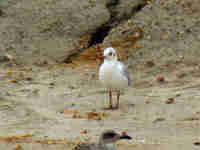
[{"xmin": 74, "ymin": 130, "xmax": 132, "ymax": 150}]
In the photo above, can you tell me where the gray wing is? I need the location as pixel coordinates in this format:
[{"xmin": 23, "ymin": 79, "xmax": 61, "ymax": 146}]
[{"xmin": 119, "ymin": 62, "xmax": 131, "ymax": 86}]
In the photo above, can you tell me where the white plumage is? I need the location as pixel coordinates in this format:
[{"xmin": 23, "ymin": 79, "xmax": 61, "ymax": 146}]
[{"xmin": 99, "ymin": 47, "xmax": 130, "ymax": 109}]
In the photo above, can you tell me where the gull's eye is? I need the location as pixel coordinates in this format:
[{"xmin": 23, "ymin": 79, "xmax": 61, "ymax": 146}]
[{"xmin": 108, "ymin": 52, "xmax": 112, "ymax": 56}]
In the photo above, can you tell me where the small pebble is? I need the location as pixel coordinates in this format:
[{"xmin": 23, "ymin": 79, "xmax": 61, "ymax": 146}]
[
  {"xmin": 153, "ymin": 117, "xmax": 165, "ymax": 123},
  {"xmin": 145, "ymin": 100, "xmax": 150, "ymax": 104},
  {"xmin": 14, "ymin": 144, "xmax": 23, "ymax": 150},
  {"xmin": 156, "ymin": 76, "xmax": 165, "ymax": 82},
  {"xmin": 175, "ymin": 93, "xmax": 181, "ymax": 97},
  {"xmin": 176, "ymin": 72, "xmax": 187, "ymax": 78},
  {"xmin": 165, "ymin": 98, "xmax": 175, "ymax": 104},
  {"xmin": 25, "ymin": 77, "xmax": 33, "ymax": 81},
  {"xmin": 49, "ymin": 82, "xmax": 55, "ymax": 86},
  {"xmin": 145, "ymin": 60, "xmax": 155, "ymax": 67}
]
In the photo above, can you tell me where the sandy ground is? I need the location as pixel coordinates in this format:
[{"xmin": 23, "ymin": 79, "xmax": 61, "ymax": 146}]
[{"xmin": 0, "ymin": 60, "xmax": 200, "ymax": 150}]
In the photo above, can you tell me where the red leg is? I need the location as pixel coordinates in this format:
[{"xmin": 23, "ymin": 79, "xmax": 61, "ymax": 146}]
[
  {"xmin": 109, "ymin": 89, "xmax": 113, "ymax": 109},
  {"xmin": 116, "ymin": 90, "xmax": 120, "ymax": 109}
]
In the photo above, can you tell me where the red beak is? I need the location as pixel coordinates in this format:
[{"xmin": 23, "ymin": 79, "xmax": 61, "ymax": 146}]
[
  {"xmin": 98, "ymin": 55, "xmax": 104, "ymax": 61},
  {"xmin": 96, "ymin": 53, "xmax": 104, "ymax": 61}
]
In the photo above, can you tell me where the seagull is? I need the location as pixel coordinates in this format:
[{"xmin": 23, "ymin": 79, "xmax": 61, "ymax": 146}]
[
  {"xmin": 99, "ymin": 47, "xmax": 131, "ymax": 109},
  {"xmin": 73, "ymin": 130, "xmax": 132, "ymax": 150}
]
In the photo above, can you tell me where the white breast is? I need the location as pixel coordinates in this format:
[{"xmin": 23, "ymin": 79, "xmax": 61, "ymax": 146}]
[{"xmin": 99, "ymin": 60, "xmax": 128, "ymax": 89}]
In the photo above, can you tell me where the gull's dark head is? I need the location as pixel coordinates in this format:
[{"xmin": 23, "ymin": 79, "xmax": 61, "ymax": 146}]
[
  {"xmin": 99, "ymin": 130, "xmax": 132, "ymax": 144},
  {"xmin": 103, "ymin": 47, "xmax": 117, "ymax": 61}
]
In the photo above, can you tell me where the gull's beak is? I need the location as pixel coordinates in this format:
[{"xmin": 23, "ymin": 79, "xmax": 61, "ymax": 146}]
[{"xmin": 119, "ymin": 135, "xmax": 132, "ymax": 140}]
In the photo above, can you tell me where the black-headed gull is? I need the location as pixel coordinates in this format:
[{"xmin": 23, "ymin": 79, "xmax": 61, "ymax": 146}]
[
  {"xmin": 73, "ymin": 130, "xmax": 132, "ymax": 150},
  {"xmin": 99, "ymin": 47, "xmax": 131, "ymax": 109}
]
